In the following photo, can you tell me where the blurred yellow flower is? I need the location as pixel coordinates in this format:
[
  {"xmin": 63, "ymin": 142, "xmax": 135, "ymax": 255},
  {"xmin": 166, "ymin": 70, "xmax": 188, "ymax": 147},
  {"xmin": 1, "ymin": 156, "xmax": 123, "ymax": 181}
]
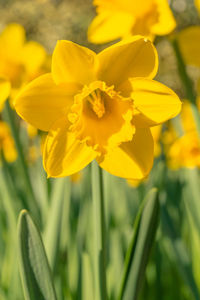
[
  {"xmin": 88, "ymin": 0, "xmax": 176, "ymax": 44},
  {"xmin": 164, "ymin": 101, "xmax": 200, "ymax": 169},
  {"xmin": 0, "ymin": 121, "xmax": 17, "ymax": 162},
  {"xmin": 167, "ymin": 131, "xmax": 200, "ymax": 169},
  {"xmin": 0, "ymin": 23, "xmax": 48, "ymax": 89},
  {"xmin": 0, "ymin": 77, "xmax": 11, "ymax": 111},
  {"xmin": 28, "ymin": 145, "xmax": 41, "ymax": 163},
  {"xmin": 177, "ymin": 26, "xmax": 200, "ymax": 68},
  {"xmin": 180, "ymin": 100, "xmax": 197, "ymax": 132},
  {"xmin": 27, "ymin": 124, "xmax": 38, "ymax": 138},
  {"xmin": 151, "ymin": 125, "xmax": 162, "ymax": 157},
  {"xmin": 195, "ymin": 0, "xmax": 200, "ymax": 14},
  {"xmin": 14, "ymin": 36, "xmax": 181, "ymax": 179}
]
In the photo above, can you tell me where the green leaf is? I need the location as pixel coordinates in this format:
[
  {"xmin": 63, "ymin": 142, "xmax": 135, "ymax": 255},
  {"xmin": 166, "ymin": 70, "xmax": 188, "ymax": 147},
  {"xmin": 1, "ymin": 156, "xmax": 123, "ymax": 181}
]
[
  {"xmin": 81, "ymin": 252, "xmax": 94, "ymax": 300},
  {"xmin": 118, "ymin": 188, "xmax": 159, "ymax": 300},
  {"xmin": 161, "ymin": 202, "xmax": 200, "ymax": 300},
  {"xmin": 91, "ymin": 162, "xmax": 108, "ymax": 300},
  {"xmin": 43, "ymin": 178, "xmax": 70, "ymax": 274},
  {"xmin": 181, "ymin": 168, "xmax": 200, "ymax": 232},
  {"xmin": 3, "ymin": 100, "xmax": 39, "ymax": 217},
  {"xmin": 18, "ymin": 210, "xmax": 57, "ymax": 300}
]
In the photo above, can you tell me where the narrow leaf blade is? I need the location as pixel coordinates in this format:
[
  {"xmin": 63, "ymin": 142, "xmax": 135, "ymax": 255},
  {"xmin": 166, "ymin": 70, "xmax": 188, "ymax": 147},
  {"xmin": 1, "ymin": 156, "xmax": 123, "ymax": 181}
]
[
  {"xmin": 18, "ymin": 210, "xmax": 57, "ymax": 300},
  {"xmin": 119, "ymin": 188, "xmax": 159, "ymax": 300}
]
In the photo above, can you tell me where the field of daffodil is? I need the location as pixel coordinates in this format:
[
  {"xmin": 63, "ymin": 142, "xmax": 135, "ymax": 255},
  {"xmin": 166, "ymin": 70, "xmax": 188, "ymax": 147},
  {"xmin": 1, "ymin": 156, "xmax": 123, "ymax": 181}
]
[{"xmin": 1, "ymin": 0, "xmax": 200, "ymax": 300}]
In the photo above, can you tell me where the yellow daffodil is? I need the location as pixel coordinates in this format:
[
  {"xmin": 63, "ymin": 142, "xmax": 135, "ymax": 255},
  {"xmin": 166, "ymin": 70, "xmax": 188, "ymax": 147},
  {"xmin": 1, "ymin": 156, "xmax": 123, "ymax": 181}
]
[
  {"xmin": 180, "ymin": 100, "xmax": 197, "ymax": 132},
  {"xmin": 195, "ymin": 0, "xmax": 200, "ymax": 14},
  {"xmin": 28, "ymin": 145, "xmax": 41, "ymax": 164},
  {"xmin": 0, "ymin": 23, "xmax": 48, "ymax": 89},
  {"xmin": 88, "ymin": 0, "xmax": 176, "ymax": 44},
  {"xmin": 164, "ymin": 101, "xmax": 200, "ymax": 169},
  {"xmin": 127, "ymin": 125, "xmax": 162, "ymax": 186},
  {"xmin": 151, "ymin": 125, "xmax": 162, "ymax": 157},
  {"xmin": 177, "ymin": 26, "xmax": 200, "ymax": 68},
  {"xmin": 0, "ymin": 121, "xmax": 17, "ymax": 162},
  {"xmin": 27, "ymin": 124, "xmax": 38, "ymax": 138},
  {"xmin": 14, "ymin": 36, "xmax": 181, "ymax": 179},
  {"xmin": 167, "ymin": 131, "xmax": 200, "ymax": 169}
]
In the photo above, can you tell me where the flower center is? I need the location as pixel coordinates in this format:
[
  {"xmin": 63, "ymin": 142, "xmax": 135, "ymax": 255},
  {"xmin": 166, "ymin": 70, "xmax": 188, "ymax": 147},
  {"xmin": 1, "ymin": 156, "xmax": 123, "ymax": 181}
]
[
  {"xmin": 68, "ymin": 80, "xmax": 134, "ymax": 155},
  {"xmin": 87, "ymin": 89, "xmax": 106, "ymax": 118}
]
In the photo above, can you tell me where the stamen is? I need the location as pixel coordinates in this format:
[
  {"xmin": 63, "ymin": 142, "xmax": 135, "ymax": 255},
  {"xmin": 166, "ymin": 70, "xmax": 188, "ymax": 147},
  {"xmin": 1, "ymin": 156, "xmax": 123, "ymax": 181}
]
[{"xmin": 87, "ymin": 89, "xmax": 105, "ymax": 118}]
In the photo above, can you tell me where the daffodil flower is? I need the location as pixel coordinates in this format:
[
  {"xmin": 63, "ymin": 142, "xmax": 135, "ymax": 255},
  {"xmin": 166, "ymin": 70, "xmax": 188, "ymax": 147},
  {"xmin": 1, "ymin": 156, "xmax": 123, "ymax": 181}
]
[
  {"xmin": 14, "ymin": 36, "xmax": 181, "ymax": 179},
  {"xmin": 195, "ymin": 0, "xmax": 200, "ymax": 14},
  {"xmin": 0, "ymin": 23, "xmax": 47, "ymax": 88},
  {"xmin": 151, "ymin": 125, "xmax": 162, "ymax": 157},
  {"xmin": 177, "ymin": 26, "xmax": 200, "ymax": 68},
  {"xmin": 88, "ymin": 0, "xmax": 176, "ymax": 44},
  {"xmin": 0, "ymin": 121, "xmax": 17, "ymax": 162},
  {"xmin": 167, "ymin": 131, "xmax": 200, "ymax": 169},
  {"xmin": 164, "ymin": 101, "xmax": 200, "ymax": 169}
]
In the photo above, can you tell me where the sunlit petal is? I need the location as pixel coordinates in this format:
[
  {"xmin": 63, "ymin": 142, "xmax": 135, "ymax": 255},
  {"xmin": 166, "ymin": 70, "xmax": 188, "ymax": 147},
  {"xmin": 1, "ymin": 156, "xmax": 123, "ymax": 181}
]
[
  {"xmin": 14, "ymin": 73, "xmax": 81, "ymax": 131},
  {"xmin": 98, "ymin": 127, "xmax": 154, "ymax": 179},
  {"xmin": 52, "ymin": 40, "xmax": 98, "ymax": 85},
  {"xmin": 43, "ymin": 117, "xmax": 97, "ymax": 177},
  {"xmin": 97, "ymin": 36, "xmax": 158, "ymax": 88},
  {"xmin": 131, "ymin": 78, "xmax": 181, "ymax": 127}
]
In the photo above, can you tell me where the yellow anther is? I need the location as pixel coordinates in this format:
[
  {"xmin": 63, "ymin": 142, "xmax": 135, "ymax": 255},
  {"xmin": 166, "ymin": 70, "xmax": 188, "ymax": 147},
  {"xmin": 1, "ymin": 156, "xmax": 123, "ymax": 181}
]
[{"xmin": 87, "ymin": 89, "xmax": 105, "ymax": 118}]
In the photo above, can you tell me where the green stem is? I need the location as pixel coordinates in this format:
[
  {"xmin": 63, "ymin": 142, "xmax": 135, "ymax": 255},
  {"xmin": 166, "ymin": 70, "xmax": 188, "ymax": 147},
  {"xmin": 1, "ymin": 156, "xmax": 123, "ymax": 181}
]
[
  {"xmin": 91, "ymin": 161, "xmax": 107, "ymax": 300},
  {"xmin": 0, "ymin": 150, "xmax": 17, "ymax": 230},
  {"xmin": 171, "ymin": 38, "xmax": 200, "ymax": 136},
  {"xmin": 4, "ymin": 100, "xmax": 38, "ymax": 216}
]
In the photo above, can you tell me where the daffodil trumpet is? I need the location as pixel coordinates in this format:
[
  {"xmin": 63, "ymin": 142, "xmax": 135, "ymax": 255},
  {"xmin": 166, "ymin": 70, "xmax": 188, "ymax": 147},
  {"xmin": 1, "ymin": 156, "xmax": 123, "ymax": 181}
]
[{"xmin": 14, "ymin": 36, "xmax": 181, "ymax": 180}]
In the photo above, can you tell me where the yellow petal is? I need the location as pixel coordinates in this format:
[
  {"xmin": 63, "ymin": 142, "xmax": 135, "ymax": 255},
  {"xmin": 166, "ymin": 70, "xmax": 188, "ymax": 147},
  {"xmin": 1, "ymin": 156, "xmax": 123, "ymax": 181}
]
[
  {"xmin": 98, "ymin": 128, "xmax": 154, "ymax": 179},
  {"xmin": 0, "ymin": 121, "xmax": 17, "ymax": 162},
  {"xmin": 167, "ymin": 131, "xmax": 200, "ymax": 169},
  {"xmin": 0, "ymin": 77, "xmax": 11, "ymax": 111},
  {"xmin": 52, "ymin": 40, "xmax": 98, "ymax": 85},
  {"xmin": 180, "ymin": 100, "xmax": 196, "ymax": 132},
  {"xmin": 151, "ymin": 0, "xmax": 176, "ymax": 35},
  {"xmin": 97, "ymin": 36, "xmax": 158, "ymax": 88},
  {"xmin": 151, "ymin": 125, "xmax": 162, "ymax": 157},
  {"xmin": 3, "ymin": 137, "xmax": 17, "ymax": 163},
  {"xmin": 14, "ymin": 73, "xmax": 80, "ymax": 131},
  {"xmin": 195, "ymin": 0, "xmax": 200, "ymax": 14},
  {"xmin": 21, "ymin": 41, "xmax": 47, "ymax": 75},
  {"xmin": 130, "ymin": 78, "xmax": 181, "ymax": 127},
  {"xmin": 43, "ymin": 117, "xmax": 97, "ymax": 177},
  {"xmin": 0, "ymin": 23, "xmax": 25, "ymax": 62},
  {"xmin": 27, "ymin": 124, "xmax": 38, "ymax": 138},
  {"xmin": 177, "ymin": 26, "xmax": 200, "ymax": 68},
  {"xmin": 88, "ymin": 11, "xmax": 134, "ymax": 44}
]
